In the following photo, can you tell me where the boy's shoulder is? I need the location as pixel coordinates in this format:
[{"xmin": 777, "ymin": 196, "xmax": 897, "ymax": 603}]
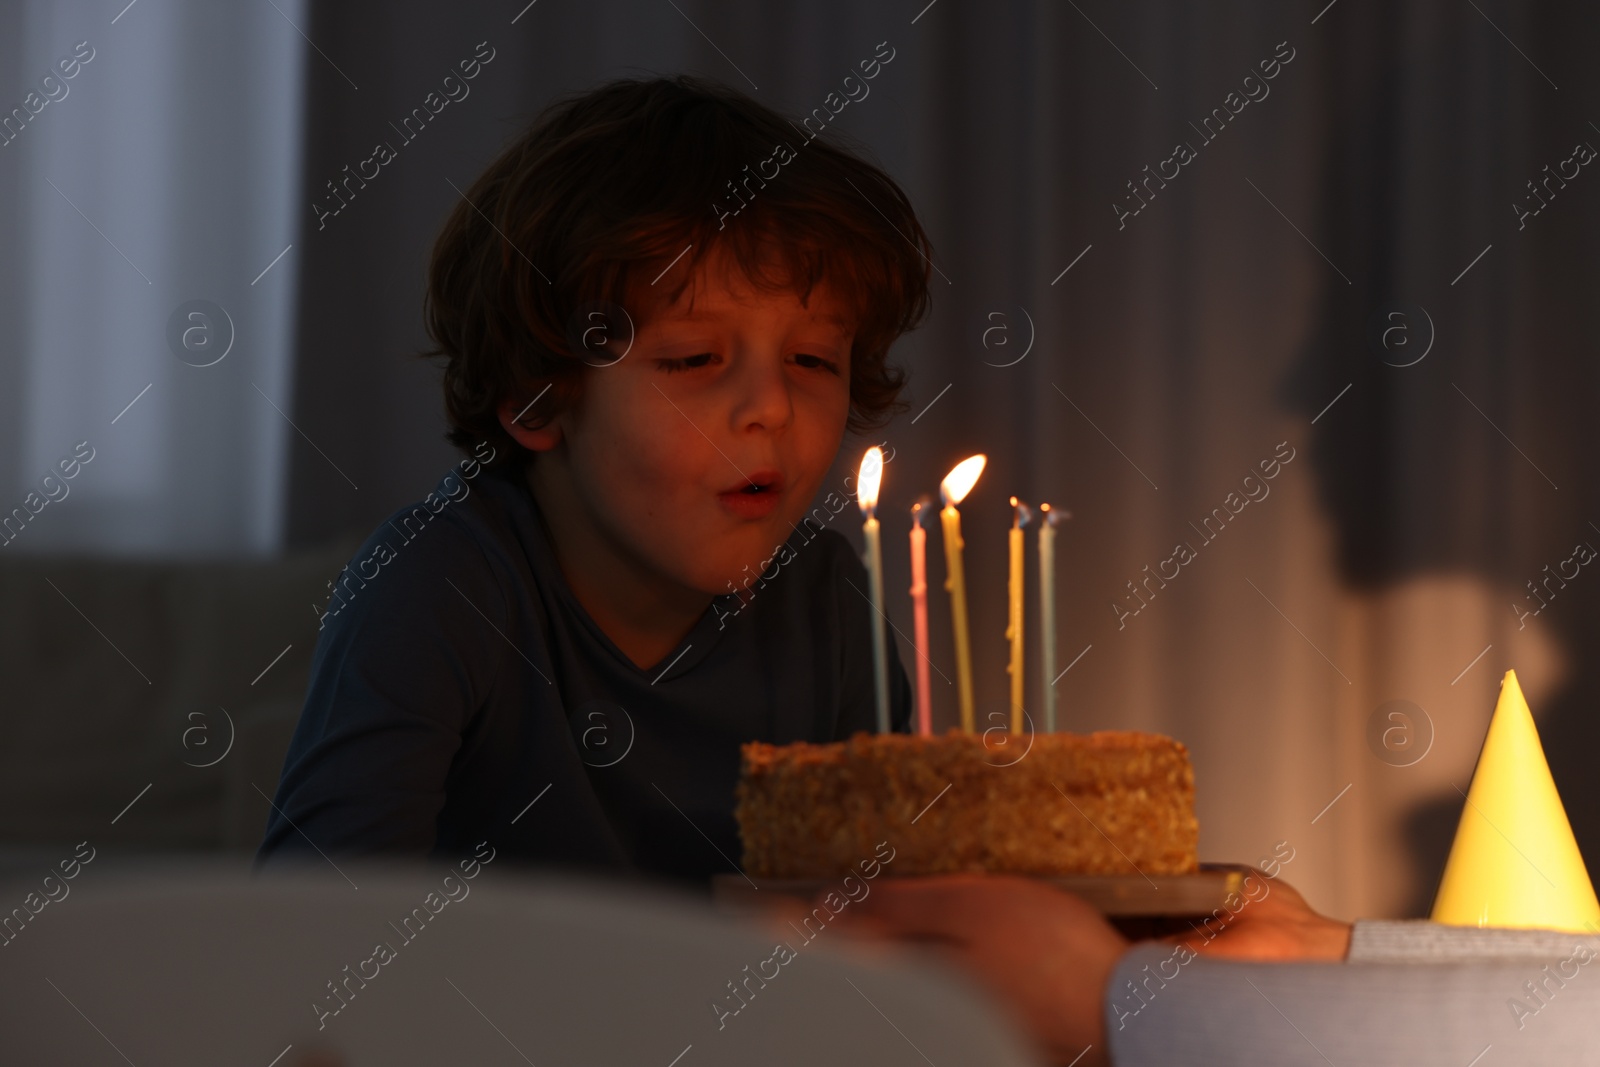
[
  {"xmin": 314, "ymin": 459, "xmax": 526, "ymax": 631},
  {"xmin": 385, "ymin": 456, "xmax": 519, "ymax": 537},
  {"xmin": 373, "ymin": 459, "xmax": 524, "ymax": 567}
]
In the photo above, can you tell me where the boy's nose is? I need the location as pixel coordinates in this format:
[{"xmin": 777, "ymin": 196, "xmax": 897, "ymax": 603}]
[{"xmin": 727, "ymin": 350, "xmax": 794, "ymax": 433}]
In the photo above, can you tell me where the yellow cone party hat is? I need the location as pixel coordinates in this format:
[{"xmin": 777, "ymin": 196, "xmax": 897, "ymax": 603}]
[{"xmin": 1431, "ymin": 669, "xmax": 1600, "ymax": 931}]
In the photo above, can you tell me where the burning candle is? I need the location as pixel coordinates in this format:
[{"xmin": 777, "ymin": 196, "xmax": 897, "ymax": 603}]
[
  {"xmin": 1008, "ymin": 497, "xmax": 1031, "ymax": 734},
  {"xmin": 1038, "ymin": 504, "xmax": 1067, "ymax": 732},
  {"xmin": 909, "ymin": 496, "xmax": 934, "ymax": 736},
  {"xmin": 857, "ymin": 447, "xmax": 891, "ymax": 734},
  {"xmin": 940, "ymin": 455, "xmax": 986, "ymax": 734}
]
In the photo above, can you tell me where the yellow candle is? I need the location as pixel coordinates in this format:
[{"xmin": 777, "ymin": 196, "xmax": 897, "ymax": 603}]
[
  {"xmin": 940, "ymin": 455, "xmax": 986, "ymax": 733},
  {"xmin": 1039, "ymin": 504, "xmax": 1060, "ymax": 732},
  {"xmin": 1007, "ymin": 497, "xmax": 1030, "ymax": 734}
]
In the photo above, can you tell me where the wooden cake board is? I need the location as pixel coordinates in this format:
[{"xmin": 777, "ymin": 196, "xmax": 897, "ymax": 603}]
[{"xmin": 712, "ymin": 863, "xmax": 1252, "ymax": 919}]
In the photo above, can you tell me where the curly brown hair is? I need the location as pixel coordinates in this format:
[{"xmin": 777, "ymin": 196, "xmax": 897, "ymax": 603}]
[{"xmin": 424, "ymin": 74, "xmax": 933, "ymax": 466}]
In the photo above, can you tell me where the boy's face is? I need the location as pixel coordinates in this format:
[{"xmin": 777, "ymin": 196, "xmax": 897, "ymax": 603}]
[{"xmin": 520, "ymin": 253, "xmax": 856, "ymax": 601}]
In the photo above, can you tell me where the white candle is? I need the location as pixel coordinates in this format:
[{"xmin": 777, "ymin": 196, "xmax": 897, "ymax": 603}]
[
  {"xmin": 1039, "ymin": 504, "xmax": 1067, "ymax": 732},
  {"xmin": 857, "ymin": 447, "xmax": 890, "ymax": 733}
]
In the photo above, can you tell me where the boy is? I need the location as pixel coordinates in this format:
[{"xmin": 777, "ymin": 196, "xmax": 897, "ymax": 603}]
[{"xmin": 257, "ymin": 75, "xmax": 932, "ymax": 885}]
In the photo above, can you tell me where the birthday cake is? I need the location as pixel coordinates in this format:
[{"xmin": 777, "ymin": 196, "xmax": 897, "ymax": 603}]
[{"xmin": 735, "ymin": 730, "xmax": 1199, "ymax": 879}]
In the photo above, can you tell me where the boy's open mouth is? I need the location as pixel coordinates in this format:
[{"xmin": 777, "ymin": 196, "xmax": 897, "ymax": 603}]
[
  {"xmin": 722, "ymin": 470, "xmax": 785, "ymax": 495},
  {"xmin": 718, "ymin": 470, "xmax": 785, "ymax": 518}
]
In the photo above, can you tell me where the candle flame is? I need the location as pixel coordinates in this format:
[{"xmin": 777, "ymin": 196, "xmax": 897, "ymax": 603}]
[
  {"xmin": 1039, "ymin": 503, "xmax": 1071, "ymax": 526},
  {"xmin": 940, "ymin": 454, "xmax": 986, "ymax": 507},
  {"xmin": 911, "ymin": 494, "xmax": 933, "ymax": 527},
  {"xmin": 857, "ymin": 446, "xmax": 884, "ymax": 513}
]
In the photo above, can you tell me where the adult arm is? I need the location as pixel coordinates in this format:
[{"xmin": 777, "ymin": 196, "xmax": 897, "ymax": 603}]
[
  {"xmin": 835, "ymin": 874, "xmax": 1349, "ymax": 1067},
  {"xmin": 835, "ymin": 875, "xmax": 1130, "ymax": 1067}
]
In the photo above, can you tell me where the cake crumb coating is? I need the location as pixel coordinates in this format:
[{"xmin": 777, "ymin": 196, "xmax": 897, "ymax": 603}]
[{"xmin": 735, "ymin": 730, "xmax": 1199, "ymax": 878}]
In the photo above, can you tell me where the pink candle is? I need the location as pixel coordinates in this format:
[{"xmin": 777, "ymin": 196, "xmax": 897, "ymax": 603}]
[{"xmin": 909, "ymin": 497, "xmax": 933, "ymax": 736}]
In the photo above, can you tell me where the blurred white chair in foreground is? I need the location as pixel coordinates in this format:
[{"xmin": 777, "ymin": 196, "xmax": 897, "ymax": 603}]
[{"xmin": 0, "ymin": 859, "xmax": 1044, "ymax": 1067}]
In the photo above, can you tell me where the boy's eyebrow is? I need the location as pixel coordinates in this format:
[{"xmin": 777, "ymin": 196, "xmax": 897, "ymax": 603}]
[{"xmin": 666, "ymin": 308, "xmax": 856, "ymax": 329}]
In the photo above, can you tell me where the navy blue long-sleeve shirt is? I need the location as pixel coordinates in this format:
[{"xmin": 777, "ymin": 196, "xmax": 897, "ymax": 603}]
[{"xmin": 257, "ymin": 458, "xmax": 912, "ymax": 886}]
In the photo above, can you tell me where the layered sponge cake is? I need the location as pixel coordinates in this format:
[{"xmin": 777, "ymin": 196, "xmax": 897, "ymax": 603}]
[{"xmin": 736, "ymin": 730, "xmax": 1198, "ymax": 879}]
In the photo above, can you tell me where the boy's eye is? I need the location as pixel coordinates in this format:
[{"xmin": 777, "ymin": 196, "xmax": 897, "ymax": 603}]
[
  {"xmin": 657, "ymin": 353, "xmax": 717, "ymax": 373},
  {"xmin": 793, "ymin": 353, "xmax": 841, "ymax": 375},
  {"xmin": 656, "ymin": 352, "xmax": 840, "ymax": 375}
]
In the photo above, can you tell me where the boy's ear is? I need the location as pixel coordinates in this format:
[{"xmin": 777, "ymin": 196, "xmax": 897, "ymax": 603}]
[{"xmin": 497, "ymin": 396, "xmax": 563, "ymax": 452}]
